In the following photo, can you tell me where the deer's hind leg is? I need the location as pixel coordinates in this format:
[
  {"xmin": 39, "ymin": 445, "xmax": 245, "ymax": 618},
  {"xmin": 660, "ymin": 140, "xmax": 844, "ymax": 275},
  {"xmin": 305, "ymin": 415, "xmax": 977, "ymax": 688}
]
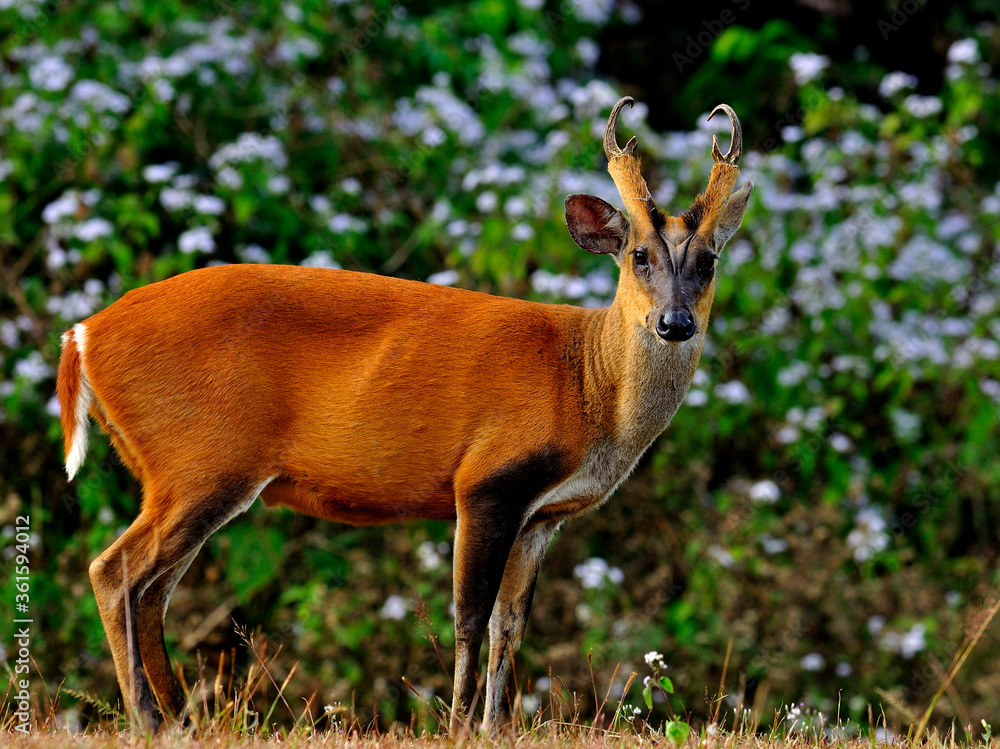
[
  {"xmin": 134, "ymin": 543, "xmax": 203, "ymax": 720},
  {"xmin": 90, "ymin": 476, "xmax": 270, "ymax": 731}
]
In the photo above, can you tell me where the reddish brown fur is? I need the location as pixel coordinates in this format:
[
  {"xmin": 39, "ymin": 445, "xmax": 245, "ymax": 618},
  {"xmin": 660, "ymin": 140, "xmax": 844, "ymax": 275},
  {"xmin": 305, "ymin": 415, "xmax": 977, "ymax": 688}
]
[
  {"xmin": 56, "ymin": 331, "xmax": 81, "ymax": 464},
  {"xmin": 82, "ymin": 266, "xmax": 593, "ymax": 525}
]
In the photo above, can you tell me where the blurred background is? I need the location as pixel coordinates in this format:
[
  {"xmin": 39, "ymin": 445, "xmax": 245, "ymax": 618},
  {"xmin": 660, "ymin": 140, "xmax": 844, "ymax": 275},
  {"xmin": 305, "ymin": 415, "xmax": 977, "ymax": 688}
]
[{"xmin": 2, "ymin": 0, "xmax": 999, "ymax": 735}]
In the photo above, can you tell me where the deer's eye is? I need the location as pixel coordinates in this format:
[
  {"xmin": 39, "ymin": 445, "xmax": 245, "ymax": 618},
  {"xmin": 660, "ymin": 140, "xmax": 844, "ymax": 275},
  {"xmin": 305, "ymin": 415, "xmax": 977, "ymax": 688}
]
[
  {"xmin": 633, "ymin": 247, "xmax": 649, "ymax": 267},
  {"xmin": 697, "ymin": 252, "xmax": 717, "ymax": 281}
]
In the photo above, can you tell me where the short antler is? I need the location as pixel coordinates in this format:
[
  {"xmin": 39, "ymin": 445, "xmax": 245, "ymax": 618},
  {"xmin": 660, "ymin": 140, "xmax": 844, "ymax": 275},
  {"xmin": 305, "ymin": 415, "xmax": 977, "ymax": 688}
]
[
  {"xmin": 708, "ymin": 104, "xmax": 742, "ymax": 164},
  {"xmin": 604, "ymin": 97, "xmax": 638, "ymax": 159},
  {"xmin": 682, "ymin": 102, "xmax": 745, "ymax": 234},
  {"xmin": 604, "ymin": 96, "xmax": 659, "ymax": 233}
]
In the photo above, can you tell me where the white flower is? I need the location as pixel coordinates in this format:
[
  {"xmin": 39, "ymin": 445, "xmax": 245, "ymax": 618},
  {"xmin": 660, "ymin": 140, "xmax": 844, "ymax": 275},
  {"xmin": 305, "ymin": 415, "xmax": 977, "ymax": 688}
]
[
  {"xmin": 947, "ymin": 38, "xmax": 979, "ymax": 65},
  {"xmin": 829, "ymin": 433, "xmax": 853, "ymax": 453},
  {"xmin": 152, "ymin": 78, "xmax": 175, "ymax": 103},
  {"xmin": 898, "ymin": 623, "xmax": 926, "ymax": 659},
  {"xmin": 777, "ymin": 361, "xmax": 810, "ymax": 387},
  {"xmin": 576, "ymin": 38, "xmax": 600, "ymax": 67},
  {"xmin": 0, "ymin": 321, "xmax": 19, "ymax": 349},
  {"xmin": 878, "ymin": 71, "xmax": 918, "ymax": 98},
  {"xmin": 301, "ymin": 251, "xmax": 340, "ymax": 269},
  {"xmin": 685, "ymin": 389, "xmax": 708, "ymax": 407},
  {"xmin": 29, "ymin": 56, "xmax": 74, "ymax": 91},
  {"xmin": 643, "ymin": 651, "xmax": 667, "ymax": 670},
  {"xmin": 573, "ymin": 557, "xmax": 622, "ymax": 589},
  {"xmin": 327, "ymin": 77, "xmax": 345, "ymax": 96},
  {"xmin": 980, "ymin": 379, "xmax": 1000, "ymax": 402},
  {"xmin": 416, "ymin": 541, "xmax": 443, "ymax": 570},
  {"xmin": 267, "ymin": 175, "xmax": 290, "ymax": 194},
  {"xmin": 379, "ymin": 595, "xmax": 409, "ymax": 620},
  {"xmin": 216, "ymin": 167, "xmax": 243, "ymax": 189},
  {"xmin": 42, "ymin": 191, "xmax": 80, "ymax": 224},
  {"xmin": 776, "ymin": 425, "xmax": 800, "ymax": 444},
  {"xmin": 781, "ymin": 126, "xmax": 803, "ymax": 143},
  {"xmin": 800, "ymin": 653, "xmax": 825, "ymax": 671},
  {"xmin": 567, "ymin": 0, "xmax": 614, "ymax": 26},
  {"xmin": 879, "ymin": 623, "xmax": 926, "ymax": 659},
  {"xmin": 192, "ymin": 195, "xmax": 225, "ymax": 215},
  {"xmin": 328, "ymin": 214, "xmax": 367, "ymax": 234},
  {"xmin": 339, "ymin": 177, "xmax": 361, "ymax": 195},
  {"xmin": 143, "ymin": 162, "xmax": 180, "ymax": 183},
  {"xmin": 309, "ymin": 195, "xmax": 331, "ymax": 214},
  {"xmin": 446, "ymin": 219, "xmax": 468, "ymax": 238},
  {"xmin": 707, "ymin": 544, "xmax": 734, "ymax": 568},
  {"xmin": 846, "ymin": 507, "xmax": 889, "ymax": 562},
  {"xmin": 504, "ymin": 196, "xmax": 529, "ymax": 217},
  {"xmin": 160, "ymin": 187, "xmax": 193, "ymax": 211},
  {"xmin": 209, "ymin": 133, "xmax": 288, "ymax": 170},
  {"xmin": 714, "ymin": 380, "xmax": 751, "ymax": 405},
  {"xmin": 475, "ymin": 191, "xmax": 498, "ymax": 213},
  {"xmin": 73, "ymin": 218, "xmax": 113, "ymax": 242},
  {"xmin": 521, "ymin": 693, "xmax": 541, "ymax": 714},
  {"xmin": 903, "ymin": 95, "xmax": 943, "ymax": 118},
  {"xmin": 178, "ymin": 227, "xmax": 215, "ymax": 254},
  {"xmin": 788, "ymin": 52, "xmax": 829, "ymax": 85},
  {"xmin": 760, "ymin": 534, "xmax": 788, "ymax": 554},
  {"xmin": 67, "ymin": 80, "xmax": 131, "ymax": 115},
  {"xmin": 889, "ymin": 408, "xmax": 921, "ymax": 442},
  {"xmin": 512, "ymin": 223, "xmax": 535, "ymax": 241},
  {"xmin": 749, "ymin": 480, "xmax": 780, "ymax": 504},
  {"xmin": 427, "ymin": 270, "xmax": 459, "ymax": 286},
  {"xmin": 13, "ymin": 351, "xmax": 53, "ymax": 384},
  {"xmin": 46, "ymin": 291, "xmax": 96, "ymax": 320},
  {"xmin": 422, "ymin": 126, "xmax": 446, "ymax": 146},
  {"xmin": 237, "ymin": 244, "xmax": 270, "ymax": 264}
]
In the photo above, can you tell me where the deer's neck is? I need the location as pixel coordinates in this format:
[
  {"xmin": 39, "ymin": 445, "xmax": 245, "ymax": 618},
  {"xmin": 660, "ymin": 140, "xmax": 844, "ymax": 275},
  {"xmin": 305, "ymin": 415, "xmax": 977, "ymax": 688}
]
[{"xmin": 580, "ymin": 301, "xmax": 704, "ymax": 448}]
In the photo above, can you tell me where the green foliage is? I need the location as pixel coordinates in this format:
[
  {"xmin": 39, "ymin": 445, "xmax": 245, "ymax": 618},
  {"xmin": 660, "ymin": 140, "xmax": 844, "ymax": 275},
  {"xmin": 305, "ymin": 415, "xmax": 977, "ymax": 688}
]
[{"xmin": 664, "ymin": 720, "xmax": 691, "ymax": 744}]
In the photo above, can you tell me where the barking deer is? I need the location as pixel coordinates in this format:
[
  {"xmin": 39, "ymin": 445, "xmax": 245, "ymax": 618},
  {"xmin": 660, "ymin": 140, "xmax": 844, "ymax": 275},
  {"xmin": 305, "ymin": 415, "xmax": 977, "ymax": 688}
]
[{"xmin": 57, "ymin": 96, "xmax": 752, "ymax": 734}]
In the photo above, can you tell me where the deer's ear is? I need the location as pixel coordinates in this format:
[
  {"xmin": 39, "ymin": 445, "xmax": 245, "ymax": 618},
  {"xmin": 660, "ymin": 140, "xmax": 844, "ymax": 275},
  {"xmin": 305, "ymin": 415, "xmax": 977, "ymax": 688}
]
[
  {"xmin": 712, "ymin": 181, "xmax": 753, "ymax": 251},
  {"xmin": 564, "ymin": 194, "xmax": 628, "ymax": 261}
]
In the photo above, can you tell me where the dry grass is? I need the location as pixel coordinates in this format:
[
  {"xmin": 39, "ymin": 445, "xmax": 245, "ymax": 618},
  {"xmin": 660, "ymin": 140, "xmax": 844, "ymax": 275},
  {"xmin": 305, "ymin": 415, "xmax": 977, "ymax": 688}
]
[
  {"xmin": 0, "ymin": 724, "xmax": 997, "ymax": 749},
  {"xmin": 4, "ymin": 603, "xmax": 999, "ymax": 748}
]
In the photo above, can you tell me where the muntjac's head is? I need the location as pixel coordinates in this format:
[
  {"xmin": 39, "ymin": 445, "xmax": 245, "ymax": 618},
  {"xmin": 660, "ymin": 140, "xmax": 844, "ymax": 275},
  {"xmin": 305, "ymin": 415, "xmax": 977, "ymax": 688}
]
[{"xmin": 565, "ymin": 97, "xmax": 752, "ymax": 344}]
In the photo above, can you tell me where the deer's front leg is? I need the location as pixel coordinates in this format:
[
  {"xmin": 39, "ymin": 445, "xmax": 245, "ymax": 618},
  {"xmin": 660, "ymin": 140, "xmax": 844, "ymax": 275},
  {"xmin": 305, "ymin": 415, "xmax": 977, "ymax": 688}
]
[
  {"xmin": 449, "ymin": 504, "xmax": 522, "ymax": 735},
  {"xmin": 483, "ymin": 519, "xmax": 560, "ymax": 733}
]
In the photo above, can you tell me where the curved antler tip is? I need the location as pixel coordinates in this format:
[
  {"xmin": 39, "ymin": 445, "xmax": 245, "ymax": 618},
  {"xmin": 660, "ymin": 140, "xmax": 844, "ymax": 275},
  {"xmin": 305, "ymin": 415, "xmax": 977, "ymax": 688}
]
[
  {"xmin": 707, "ymin": 103, "xmax": 742, "ymax": 165},
  {"xmin": 605, "ymin": 96, "xmax": 637, "ymax": 158},
  {"xmin": 707, "ymin": 103, "xmax": 735, "ymax": 122}
]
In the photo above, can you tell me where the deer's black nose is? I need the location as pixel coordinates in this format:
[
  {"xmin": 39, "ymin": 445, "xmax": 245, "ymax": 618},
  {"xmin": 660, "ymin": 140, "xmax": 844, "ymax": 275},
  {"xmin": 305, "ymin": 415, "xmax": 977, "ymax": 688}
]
[{"xmin": 656, "ymin": 310, "xmax": 695, "ymax": 342}]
